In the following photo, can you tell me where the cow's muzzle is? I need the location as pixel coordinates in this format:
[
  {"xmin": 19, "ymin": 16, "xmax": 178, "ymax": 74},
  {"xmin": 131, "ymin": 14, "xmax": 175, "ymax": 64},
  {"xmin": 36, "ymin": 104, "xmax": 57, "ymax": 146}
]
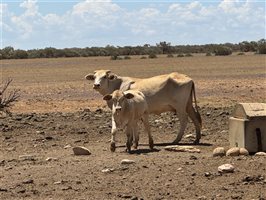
[{"xmin": 93, "ymin": 84, "xmax": 100, "ymax": 89}]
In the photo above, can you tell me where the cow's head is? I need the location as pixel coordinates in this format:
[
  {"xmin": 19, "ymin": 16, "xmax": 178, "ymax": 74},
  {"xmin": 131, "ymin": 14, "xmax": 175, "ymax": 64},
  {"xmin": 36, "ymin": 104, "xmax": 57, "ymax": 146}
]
[
  {"xmin": 85, "ymin": 70, "xmax": 117, "ymax": 92},
  {"xmin": 103, "ymin": 90, "xmax": 134, "ymax": 113}
]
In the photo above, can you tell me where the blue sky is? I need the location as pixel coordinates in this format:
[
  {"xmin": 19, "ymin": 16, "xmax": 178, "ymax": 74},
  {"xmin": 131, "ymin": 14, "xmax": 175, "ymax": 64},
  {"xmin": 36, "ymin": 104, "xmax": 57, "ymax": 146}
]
[{"xmin": 1, "ymin": 0, "xmax": 265, "ymax": 50}]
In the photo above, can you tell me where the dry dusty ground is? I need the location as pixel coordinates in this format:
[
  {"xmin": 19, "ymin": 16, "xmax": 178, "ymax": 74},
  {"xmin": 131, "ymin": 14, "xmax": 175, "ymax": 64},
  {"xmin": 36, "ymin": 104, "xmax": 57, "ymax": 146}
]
[{"xmin": 0, "ymin": 54, "xmax": 266, "ymax": 200}]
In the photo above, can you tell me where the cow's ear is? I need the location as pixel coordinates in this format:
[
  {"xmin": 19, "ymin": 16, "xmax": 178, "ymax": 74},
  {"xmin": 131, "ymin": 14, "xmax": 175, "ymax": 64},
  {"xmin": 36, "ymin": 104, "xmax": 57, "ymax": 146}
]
[
  {"xmin": 108, "ymin": 73, "xmax": 117, "ymax": 81},
  {"xmin": 85, "ymin": 74, "xmax": 95, "ymax": 80},
  {"xmin": 103, "ymin": 94, "xmax": 112, "ymax": 101},
  {"xmin": 124, "ymin": 93, "xmax": 134, "ymax": 99}
]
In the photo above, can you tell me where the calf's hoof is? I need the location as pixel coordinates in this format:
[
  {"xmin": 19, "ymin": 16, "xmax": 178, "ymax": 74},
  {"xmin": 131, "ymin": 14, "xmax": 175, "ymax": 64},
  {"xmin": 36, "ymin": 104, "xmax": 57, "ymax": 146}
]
[
  {"xmin": 149, "ymin": 139, "xmax": 154, "ymax": 150},
  {"xmin": 110, "ymin": 142, "xmax": 116, "ymax": 152}
]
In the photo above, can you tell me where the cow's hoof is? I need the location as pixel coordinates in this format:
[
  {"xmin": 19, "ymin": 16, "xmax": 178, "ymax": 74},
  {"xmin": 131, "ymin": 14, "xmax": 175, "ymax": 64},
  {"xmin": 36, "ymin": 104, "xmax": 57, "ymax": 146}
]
[
  {"xmin": 172, "ymin": 139, "xmax": 180, "ymax": 145},
  {"xmin": 110, "ymin": 142, "xmax": 116, "ymax": 152},
  {"xmin": 149, "ymin": 139, "xmax": 154, "ymax": 150},
  {"xmin": 193, "ymin": 139, "xmax": 200, "ymax": 145}
]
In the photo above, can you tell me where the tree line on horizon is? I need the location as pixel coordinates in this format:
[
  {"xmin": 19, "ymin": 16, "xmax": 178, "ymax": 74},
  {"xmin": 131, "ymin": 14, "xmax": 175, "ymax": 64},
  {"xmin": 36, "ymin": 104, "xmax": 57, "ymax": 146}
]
[{"xmin": 0, "ymin": 39, "xmax": 265, "ymax": 60}]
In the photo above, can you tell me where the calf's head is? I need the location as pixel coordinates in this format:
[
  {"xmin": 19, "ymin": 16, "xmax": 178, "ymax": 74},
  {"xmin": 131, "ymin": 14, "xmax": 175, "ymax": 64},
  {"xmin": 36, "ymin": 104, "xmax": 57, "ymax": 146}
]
[
  {"xmin": 103, "ymin": 90, "xmax": 134, "ymax": 113},
  {"xmin": 85, "ymin": 70, "xmax": 117, "ymax": 94}
]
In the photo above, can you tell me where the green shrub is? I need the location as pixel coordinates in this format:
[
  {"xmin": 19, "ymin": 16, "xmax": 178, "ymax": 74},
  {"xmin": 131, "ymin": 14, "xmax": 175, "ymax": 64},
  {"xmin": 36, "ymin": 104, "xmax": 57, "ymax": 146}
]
[
  {"xmin": 167, "ymin": 54, "xmax": 174, "ymax": 58},
  {"xmin": 214, "ymin": 46, "xmax": 232, "ymax": 56},
  {"xmin": 124, "ymin": 55, "xmax": 131, "ymax": 59},
  {"xmin": 177, "ymin": 54, "xmax": 184, "ymax": 57},
  {"xmin": 140, "ymin": 56, "xmax": 147, "ymax": 59},
  {"xmin": 148, "ymin": 53, "xmax": 157, "ymax": 58},
  {"xmin": 237, "ymin": 52, "xmax": 245, "ymax": 55},
  {"xmin": 258, "ymin": 43, "xmax": 266, "ymax": 54},
  {"xmin": 185, "ymin": 53, "xmax": 193, "ymax": 57},
  {"xmin": 206, "ymin": 52, "xmax": 212, "ymax": 56},
  {"xmin": 110, "ymin": 55, "xmax": 122, "ymax": 60}
]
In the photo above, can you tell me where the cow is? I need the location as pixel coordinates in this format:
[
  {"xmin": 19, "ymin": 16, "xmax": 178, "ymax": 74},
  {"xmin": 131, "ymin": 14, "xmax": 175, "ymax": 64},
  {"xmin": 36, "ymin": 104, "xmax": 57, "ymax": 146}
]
[
  {"xmin": 103, "ymin": 89, "xmax": 153, "ymax": 152},
  {"xmin": 85, "ymin": 69, "xmax": 202, "ymax": 146}
]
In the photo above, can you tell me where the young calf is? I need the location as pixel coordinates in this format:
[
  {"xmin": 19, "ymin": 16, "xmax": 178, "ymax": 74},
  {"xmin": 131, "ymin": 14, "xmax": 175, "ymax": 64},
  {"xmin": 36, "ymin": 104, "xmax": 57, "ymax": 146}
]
[{"xmin": 103, "ymin": 89, "xmax": 154, "ymax": 152}]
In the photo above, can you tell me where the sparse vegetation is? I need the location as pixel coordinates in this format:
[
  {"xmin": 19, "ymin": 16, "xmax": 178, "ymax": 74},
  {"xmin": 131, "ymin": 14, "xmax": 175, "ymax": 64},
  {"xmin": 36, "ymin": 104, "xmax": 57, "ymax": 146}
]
[
  {"xmin": 140, "ymin": 56, "xmax": 147, "ymax": 59},
  {"xmin": 148, "ymin": 53, "xmax": 157, "ymax": 59},
  {"xmin": 1, "ymin": 39, "xmax": 265, "ymax": 59},
  {"xmin": 167, "ymin": 54, "xmax": 174, "ymax": 58},
  {"xmin": 237, "ymin": 52, "xmax": 245, "ymax": 55},
  {"xmin": 0, "ymin": 78, "xmax": 20, "ymax": 115},
  {"xmin": 206, "ymin": 52, "xmax": 212, "ymax": 56},
  {"xmin": 177, "ymin": 54, "xmax": 184, "ymax": 57},
  {"xmin": 185, "ymin": 53, "xmax": 193, "ymax": 57},
  {"xmin": 214, "ymin": 46, "xmax": 232, "ymax": 56},
  {"xmin": 124, "ymin": 55, "xmax": 131, "ymax": 59}
]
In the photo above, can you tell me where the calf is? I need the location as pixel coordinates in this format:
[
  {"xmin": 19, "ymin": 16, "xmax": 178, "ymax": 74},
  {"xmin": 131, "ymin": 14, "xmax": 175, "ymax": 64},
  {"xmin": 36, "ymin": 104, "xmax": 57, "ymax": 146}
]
[{"xmin": 103, "ymin": 89, "xmax": 153, "ymax": 152}]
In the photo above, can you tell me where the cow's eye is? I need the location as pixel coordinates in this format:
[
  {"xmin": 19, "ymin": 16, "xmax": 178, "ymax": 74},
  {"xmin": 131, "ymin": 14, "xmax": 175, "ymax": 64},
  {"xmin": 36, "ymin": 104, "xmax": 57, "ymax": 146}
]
[{"xmin": 103, "ymin": 75, "xmax": 107, "ymax": 79}]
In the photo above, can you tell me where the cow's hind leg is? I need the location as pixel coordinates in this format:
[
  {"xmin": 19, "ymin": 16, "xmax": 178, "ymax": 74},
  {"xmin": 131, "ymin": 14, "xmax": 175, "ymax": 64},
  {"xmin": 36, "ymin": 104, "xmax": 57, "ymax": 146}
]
[
  {"xmin": 186, "ymin": 101, "xmax": 202, "ymax": 144},
  {"xmin": 172, "ymin": 113, "xmax": 188, "ymax": 144}
]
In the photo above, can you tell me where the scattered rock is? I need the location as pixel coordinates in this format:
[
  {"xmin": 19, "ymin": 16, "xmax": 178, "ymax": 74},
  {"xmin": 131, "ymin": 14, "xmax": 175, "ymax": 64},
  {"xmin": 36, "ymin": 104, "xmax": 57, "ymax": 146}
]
[
  {"xmin": 255, "ymin": 152, "xmax": 266, "ymax": 156},
  {"xmin": 218, "ymin": 164, "xmax": 235, "ymax": 173},
  {"xmin": 121, "ymin": 159, "xmax": 135, "ymax": 165},
  {"xmin": 102, "ymin": 168, "xmax": 115, "ymax": 173},
  {"xmin": 164, "ymin": 145, "xmax": 201, "ymax": 153},
  {"xmin": 213, "ymin": 147, "xmax": 226, "ymax": 157},
  {"xmin": 22, "ymin": 179, "xmax": 34, "ymax": 184},
  {"xmin": 239, "ymin": 148, "xmax": 249, "ymax": 156},
  {"xmin": 64, "ymin": 144, "xmax": 71, "ymax": 149},
  {"xmin": 226, "ymin": 147, "xmax": 240, "ymax": 156},
  {"xmin": 184, "ymin": 134, "xmax": 195, "ymax": 139},
  {"xmin": 45, "ymin": 157, "xmax": 58, "ymax": 161},
  {"xmin": 19, "ymin": 155, "xmax": 36, "ymax": 161},
  {"xmin": 72, "ymin": 146, "xmax": 91, "ymax": 155},
  {"xmin": 0, "ymin": 188, "xmax": 8, "ymax": 192}
]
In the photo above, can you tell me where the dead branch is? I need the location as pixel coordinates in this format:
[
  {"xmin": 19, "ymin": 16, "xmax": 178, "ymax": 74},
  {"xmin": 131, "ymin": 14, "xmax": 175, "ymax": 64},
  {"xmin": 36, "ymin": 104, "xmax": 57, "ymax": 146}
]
[{"xmin": 0, "ymin": 78, "xmax": 20, "ymax": 114}]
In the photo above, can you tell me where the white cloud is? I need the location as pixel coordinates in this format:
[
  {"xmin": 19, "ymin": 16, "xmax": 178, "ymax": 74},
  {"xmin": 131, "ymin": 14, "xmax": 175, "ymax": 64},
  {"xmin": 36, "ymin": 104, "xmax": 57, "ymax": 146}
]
[{"xmin": 1, "ymin": 0, "xmax": 265, "ymax": 49}]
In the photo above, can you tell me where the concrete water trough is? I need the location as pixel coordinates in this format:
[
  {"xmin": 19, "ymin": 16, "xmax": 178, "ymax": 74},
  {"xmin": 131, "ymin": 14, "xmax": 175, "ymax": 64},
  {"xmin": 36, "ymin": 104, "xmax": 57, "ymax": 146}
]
[{"xmin": 229, "ymin": 103, "xmax": 266, "ymax": 153}]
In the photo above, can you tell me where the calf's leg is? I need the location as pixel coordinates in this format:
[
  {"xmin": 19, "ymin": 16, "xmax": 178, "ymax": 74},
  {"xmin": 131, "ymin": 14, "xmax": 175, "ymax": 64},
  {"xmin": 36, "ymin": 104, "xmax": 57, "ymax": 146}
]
[
  {"xmin": 110, "ymin": 116, "xmax": 117, "ymax": 152},
  {"xmin": 142, "ymin": 114, "xmax": 153, "ymax": 150}
]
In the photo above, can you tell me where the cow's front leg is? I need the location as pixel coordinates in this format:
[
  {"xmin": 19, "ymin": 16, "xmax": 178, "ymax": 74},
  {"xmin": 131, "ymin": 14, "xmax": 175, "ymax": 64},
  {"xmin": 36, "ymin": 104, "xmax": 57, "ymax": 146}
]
[
  {"xmin": 110, "ymin": 116, "xmax": 117, "ymax": 152},
  {"xmin": 126, "ymin": 125, "xmax": 134, "ymax": 153},
  {"xmin": 132, "ymin": 121, "xmax": 139, "ymax": 149}
]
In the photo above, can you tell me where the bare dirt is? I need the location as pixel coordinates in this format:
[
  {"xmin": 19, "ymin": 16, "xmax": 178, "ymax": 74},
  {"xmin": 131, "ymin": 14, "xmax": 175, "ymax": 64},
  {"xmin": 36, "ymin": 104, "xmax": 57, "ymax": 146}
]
[{"xmin": 0, "ymin": 54, "xmax": 266, "ymax": 200}]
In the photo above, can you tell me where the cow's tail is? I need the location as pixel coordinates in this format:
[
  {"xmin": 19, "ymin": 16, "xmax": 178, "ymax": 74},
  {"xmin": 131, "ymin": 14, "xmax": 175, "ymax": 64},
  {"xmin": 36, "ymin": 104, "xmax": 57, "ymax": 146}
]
[{"xmin": 191, "ymin": 81, "xmax": 202, "ymax": 128}]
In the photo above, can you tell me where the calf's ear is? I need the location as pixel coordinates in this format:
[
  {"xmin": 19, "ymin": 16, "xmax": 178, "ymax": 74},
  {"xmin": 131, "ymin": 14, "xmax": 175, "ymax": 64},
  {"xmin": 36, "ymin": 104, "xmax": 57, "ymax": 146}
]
[
  {"xmin": 124, "ymin": 93, "xmax": 134, "ymax": 99},
  {"xmin": 103, "ymin": 94, "xmax": 112, "ymax": 101},
  {"xmin": 85, "ymin": 74, "xmax": 95, "ymax": 80}
]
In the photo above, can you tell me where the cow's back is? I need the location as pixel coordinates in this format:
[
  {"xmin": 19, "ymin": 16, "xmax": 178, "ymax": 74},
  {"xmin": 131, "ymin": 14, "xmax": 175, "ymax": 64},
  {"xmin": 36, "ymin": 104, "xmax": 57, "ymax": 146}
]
[{"xmin": 129, "ymin": 73, "xmax": 193, "ymax": 114}]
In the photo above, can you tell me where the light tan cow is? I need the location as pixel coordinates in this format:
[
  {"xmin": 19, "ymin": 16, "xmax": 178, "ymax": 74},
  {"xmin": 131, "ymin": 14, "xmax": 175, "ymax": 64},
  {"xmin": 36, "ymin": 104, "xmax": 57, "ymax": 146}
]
[
  {"xmin": 103, "ymin": 89, "xmax": 153, "ymax": 152},
  {"xmin": 86, "ymin": 70, "xmax": 202, "ymax": 145}
]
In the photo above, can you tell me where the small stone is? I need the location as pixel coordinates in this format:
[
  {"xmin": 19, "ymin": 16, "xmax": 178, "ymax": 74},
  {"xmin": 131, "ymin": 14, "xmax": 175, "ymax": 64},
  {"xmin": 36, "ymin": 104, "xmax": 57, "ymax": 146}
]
[
  {"xmin": 239, "ymin": 148, "xmax": 249, "ymax": 156},
  {"xmin": 19, "ymin": 155, "xmax": 36, "ymax": 161},
  {"xmin": 72, "ymin": 146, "xmax": 91, "ymax": 155},
  {"xmin": 102, "ymin": 168, "xmax": 115, "ymax": 173},
  {"xmin": 164, "ymin": 145, "xmax": 200, "ymax": 153},
  {"xmin": 255, "ymin": 152, "xmax": 266, "ymax": 156},
  {"xmin": 22, "ymin": 179, "xmax": 34, "ymax": 184},
  {"xmin": 213, "ymin": 147, "xmax": 226, "ymax": 157},
  {"xmin": 45, "ymin": 157, "xmax": 58, "ymax": 161},
  {"xmin": 204, "ymin": 172, "xmax": 211, "ymax": 177},
  {"xmin": 121, "ymin": 159, "xmax": 135, "ymax": 165},
  {"xmin": 218, "ymin": 164, "xmax": 235, "ymax": 173},
  {"xmin": 184, "ymin": 134, "xmax": 195, "ymax": 139},
  {"xmin": 0, "ymin": 188, "xmax": 8, "ymax": 192},
  {"xmin": 226, "ymin": 147, "xmax": 240, "ymax": 156},
  {"xmin": 64, "ymin": 144, "xmax": 71, "ymax": 149}
]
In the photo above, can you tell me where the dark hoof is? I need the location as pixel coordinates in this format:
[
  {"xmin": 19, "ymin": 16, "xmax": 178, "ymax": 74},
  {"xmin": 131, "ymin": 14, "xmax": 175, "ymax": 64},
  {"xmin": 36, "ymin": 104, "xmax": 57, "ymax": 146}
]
[
  {"xmin": 149, "ymin": 139, "xmax": 154, "ymax": 150},
  {"xmin": 193, "ymin": 139, "xmax": 200, "ymax": 145},
  {"xmin": 110, "ymin": 142, "xmax": 116, "ymax": 152}
]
